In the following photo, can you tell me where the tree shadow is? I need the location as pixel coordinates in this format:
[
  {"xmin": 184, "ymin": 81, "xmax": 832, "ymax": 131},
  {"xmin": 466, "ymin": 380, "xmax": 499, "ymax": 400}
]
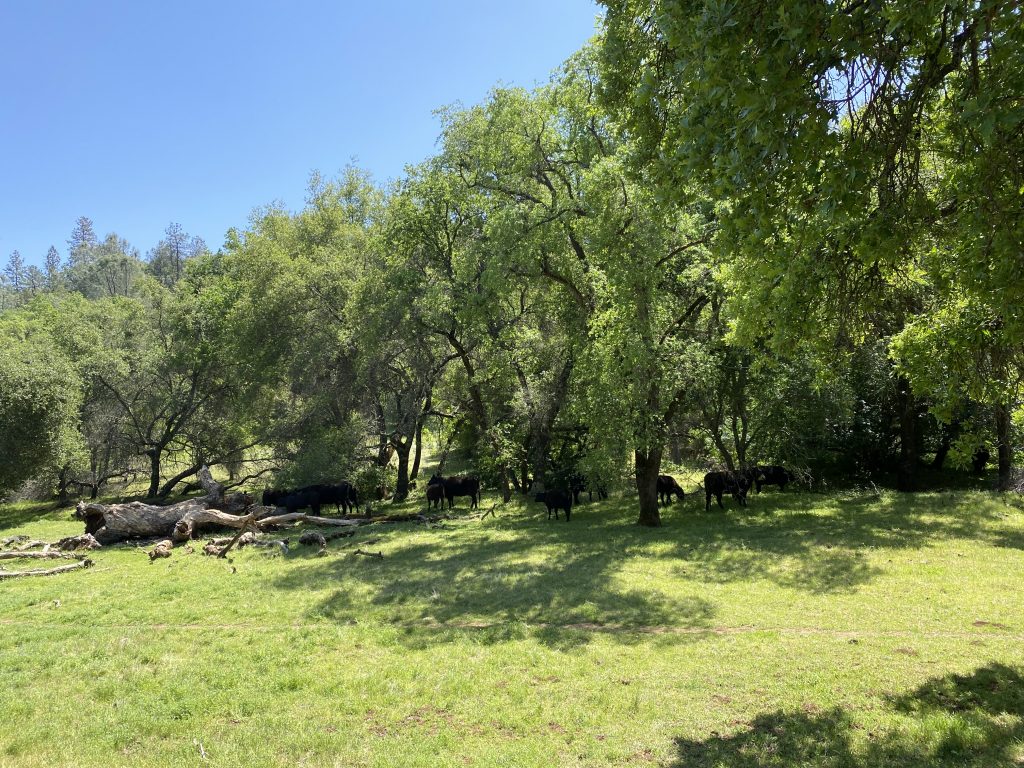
[
  {"xmin": 0, "ymin": 500, "xmax": 71, "ymax": 531},
  {"xmin": 266, "ymin": 488, "xmax": 1018, "ymax": 649},
  {"xmin": 657, "ymin": 490, "xmax": 1015, "ymax": 593},
  {"xmin": 272, "ymin": 509, "xmax": 718, "ymax": 649},
  {"xmin": 670, "ymin": 663, "xmax": 1024, "ymax": 767}
]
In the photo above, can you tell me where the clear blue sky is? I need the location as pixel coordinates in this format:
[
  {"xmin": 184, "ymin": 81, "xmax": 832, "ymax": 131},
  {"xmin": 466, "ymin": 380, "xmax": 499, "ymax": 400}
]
[{"xmin": 0, "ymin": 1, "xmax": 602, "ymax": 266}]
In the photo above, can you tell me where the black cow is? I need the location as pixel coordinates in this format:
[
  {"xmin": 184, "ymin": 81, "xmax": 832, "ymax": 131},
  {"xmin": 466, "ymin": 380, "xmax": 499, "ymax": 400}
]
[
  {"xmin": 425, "ymin": 483, "xmax": 445, "ymax": 511},
  {"xmin": 308, "ymin": 482, "xmax": 359, "ymax": 514},
  {"xmin": 704, "ymin": 471, "xmax": 751, "ymax": 511},
  {"xmin": 277, "ymin": 487, "xmax": 323, "ymax": 515},
  {"xmin": 262, "ymin": 488, "xmax": 290, "ymax": 507},
  {"xmin": 428, "ymin": 473, "xmax": 481, "ymax": 509},
  {"xmin": 753, "ymin": 466, "xmax": 793, "ymax": 493},
  {"xmin": 657, "ymin": 475, "xmax": 686, "ymax": 505},
  {"xmin": 534, "ymin": 489, "xmax": 573, "ymax": 521}
]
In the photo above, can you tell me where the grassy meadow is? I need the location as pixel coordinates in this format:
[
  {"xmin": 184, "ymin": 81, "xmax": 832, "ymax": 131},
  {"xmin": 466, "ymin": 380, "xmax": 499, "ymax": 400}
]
[{"xmin": 1, "ymin": 484, "xmax": 1023, "ymax": 767}]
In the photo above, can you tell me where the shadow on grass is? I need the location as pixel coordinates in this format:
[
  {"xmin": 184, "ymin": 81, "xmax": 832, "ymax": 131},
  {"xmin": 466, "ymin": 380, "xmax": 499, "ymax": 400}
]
[
  {"xmin": 671, "ymin": 662, "xmax": 1024, "ymax": 767},
  {"xmin": 273, "ymin": 505, "xmax": 719, "ymax": 649},
  {"xmin": 660, "ymin": 488, "xmax": 1015, "ymax": 593},
  {"xmin": 0, "ymin": 500, "xmax": 72, "ymax": 530},
  {"xmin": 270, "ymin": 488, "xmax": 1017, "ymax": 649}
]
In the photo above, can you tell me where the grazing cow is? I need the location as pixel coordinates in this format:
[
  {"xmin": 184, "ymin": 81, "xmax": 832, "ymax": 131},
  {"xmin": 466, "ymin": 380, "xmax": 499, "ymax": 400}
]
[
  {"xmin": 534, "ymin": 489, "xmax": 573, "ymax": 521},
  {"xmin": 657, "ymin": 475, "xmax": 686, "ymax": 505},
  {"xmin": 425, "ymin": 483, "xmax": 445, "ymax": 511},
  {"xmin": 753, "ymin": 466, "xmax": 793, "ymax": 493},
  {"xmin": 428, "ymin": 473, "xmax": 481, "ymax": 509},
  {"xmin": 309, "ymin": 482, "xmax": 359, "ymax": 514},
  {"xmin": 262, "ymin": 488, "xmax": 290, "ymax": 507},
  {"xmin": 277, "ymin": 487, "xmax": 323, "ymax": 515},
  {"xmin": 704, "ymin": 471, "xmax": 751, "ymax": 511}
]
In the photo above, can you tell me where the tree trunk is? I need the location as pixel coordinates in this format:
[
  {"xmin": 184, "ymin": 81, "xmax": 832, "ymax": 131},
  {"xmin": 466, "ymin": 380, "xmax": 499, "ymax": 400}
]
[
  {"xmin": 146, "ymin": 448, "xmax": 162, "ymax": 499},
  {"xmin": 931, "ymin": 419, "xmax": 960, "ymax": 469},
  {"xmin": 634, "ymin": 447, "xmax": 662, "ymax": 527},
  {"xmin": 996, "ymin": 401, "xmax": 1013, "ymax": 488},
  {"xmin": 393, "ymin": 441, "xmax": 411, "ymax": 501},
  {"xmin": 500, "ymin": 466, "xmax": 512, "ymax": 503},
  {"xmin": 411, "ymin": 422, "xmax": 423, "ymax": 481},
  {"xmin": 896, "ymin": 376, "xmax": 918, "ymax": 492}
]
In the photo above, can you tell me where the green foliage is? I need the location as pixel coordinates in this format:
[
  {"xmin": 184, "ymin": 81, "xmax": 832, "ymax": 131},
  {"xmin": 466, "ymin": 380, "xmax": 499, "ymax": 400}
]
[{"xmin": 0, "ymin": 331, "xmax": 84, "ymax": 495}]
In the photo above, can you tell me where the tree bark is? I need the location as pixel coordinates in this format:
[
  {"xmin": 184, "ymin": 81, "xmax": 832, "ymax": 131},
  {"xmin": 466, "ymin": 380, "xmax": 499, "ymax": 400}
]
[
  {"xmin": 411, "ymin": 422, "xmax": 423, "ymax": 481},
  {"xmin": 393, "ymin": 440, "xmax": 411, "ymax": 501},
  {"xmin": 146, "ymin": 448, "xmax": 162, "ymax": 499},
  {"xmin": 634, "ymin": 447, "xmax": 662, "ymax": 527},
  {"xmin": 76, "ymin": 500, "xmax": 360, "ymax": 545}
]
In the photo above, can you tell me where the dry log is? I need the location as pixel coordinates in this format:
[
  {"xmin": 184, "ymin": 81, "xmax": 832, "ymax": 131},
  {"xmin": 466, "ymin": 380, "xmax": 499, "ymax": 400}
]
[
  {"xmin": 216, "ymin": 512, "xmax": 258, "ymax": 558},
  {"xmin": 353, "ymin": 548, "xmax": 383, "ymax": 560},
  {"xmin": 0, "ymin": 550, "xmax": 81, "ymax": 561},
  {"xmin": 2, "ymin": 535, "xmax": 30, "ymax": 547},
  {"xmin": 251, "ymin": 538, "xmax": 289, "ymax": 555},
  {"xmin": 15, "ymin": 540, "xmax": 50, "ymax": 552},
  {"xmin": 299, "ymin": 531, "xmax": 328, "ymax": 548},
  {"xmin": 148, "ymin": 540, "xmax": 173, "ymax": 561},
  {"xmin": 55, "ymin": 533, "xmax": 101, "ymax": 551},
  {"xmin": 205, "ymin": 531, "xmax": 259, "ymax": 549},
  {"xmin": 0, "ymin": 558, "xmax": 92, "ymax": 580},
  {"xmin": 76, "ymin": 462, "xmax": 366, "ymax": 544}
]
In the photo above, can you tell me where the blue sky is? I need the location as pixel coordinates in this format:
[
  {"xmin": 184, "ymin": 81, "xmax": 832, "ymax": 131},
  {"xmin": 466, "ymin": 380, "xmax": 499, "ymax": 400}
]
[{"xmin": 0, "ymin": 1, "xmax": 601, "ymax": 265}]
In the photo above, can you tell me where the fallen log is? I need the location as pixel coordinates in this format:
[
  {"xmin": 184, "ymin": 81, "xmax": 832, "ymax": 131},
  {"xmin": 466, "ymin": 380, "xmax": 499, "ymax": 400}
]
[
  {"xmin": 0, "ymin": 550, "xmax": 82, "ymax": 561},
  {"xmin": 148, "ymin": 540, "xmax": 173, "ymax": 561},
  {"xmin": 55, "ymin": 533, "xmax": 102, "ymax": 551},
  {"xmin": 0, "ymin": 558, "xmax": 92, "ymax": 580},
  {"xmin": 353, "ymin": 548, "xmax": 383, "ymax": 560}
]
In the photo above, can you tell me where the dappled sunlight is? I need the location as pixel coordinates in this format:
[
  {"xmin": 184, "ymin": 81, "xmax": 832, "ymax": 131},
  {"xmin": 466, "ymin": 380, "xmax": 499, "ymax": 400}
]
[
  {"xmin": 272, "ymin": 510, "xmax": 720, "ymax": 649},
  {"xmin": 264, "ymin": 489, "xmax": 1024, "ymax": 650},
  {"xmin": 671, "ymin": 662, "xmax": 1024, "ymax": 767}
]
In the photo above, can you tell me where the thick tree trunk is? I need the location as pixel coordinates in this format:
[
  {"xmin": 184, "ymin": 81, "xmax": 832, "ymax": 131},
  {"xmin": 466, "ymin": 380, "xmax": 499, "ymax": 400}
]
[
  {"xmin": 146, "ymin": 449, "xmax": 162, "ymax": 499},
  {"xmin": 634, "ymin": 448, "xmax": 662, "ymax": 527},
  {"xmin": 411, "ymin": 422, "xmax": 423, "ymax": 481},
  {"xmin": 996, "ymin": 401, "xmax": 1013, "ymax": 488},
  {"xmin": 500, "ymin": 466, "xmax": 512, "ymax": 503},
  {"xmin": 896, "ymin": 376, "xmax": 918, "ymax": 492},
  {"xmin": 393, "ymin": 441, "xmax": 411, "ymax": 502}
]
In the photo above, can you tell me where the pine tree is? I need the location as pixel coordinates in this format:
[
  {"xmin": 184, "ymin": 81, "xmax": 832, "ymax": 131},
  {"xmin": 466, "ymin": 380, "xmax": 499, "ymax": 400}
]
[
  {"xmin": 4, "ymin": 250, "xmax": 25, "ymax": 291},
  {"xmin": 44, "ymin": 245, "xmax": 62, "ymax": 290},
  {"xmin": 67, "ymin": 216, "xmax": 98, "ymax": 266}
]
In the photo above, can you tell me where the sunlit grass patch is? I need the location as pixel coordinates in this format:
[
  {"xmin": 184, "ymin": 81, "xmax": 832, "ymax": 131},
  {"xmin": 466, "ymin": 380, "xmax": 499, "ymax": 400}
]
[{"xmin": 0, "ymin": 489, "xmax": 1022, "ymax": 766}]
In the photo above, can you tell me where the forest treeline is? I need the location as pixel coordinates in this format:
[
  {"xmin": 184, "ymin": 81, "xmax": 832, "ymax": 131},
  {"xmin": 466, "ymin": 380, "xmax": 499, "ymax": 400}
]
[{"xmin": 2, "ymin": 3, "xmax": 1021, "ymax": 526}]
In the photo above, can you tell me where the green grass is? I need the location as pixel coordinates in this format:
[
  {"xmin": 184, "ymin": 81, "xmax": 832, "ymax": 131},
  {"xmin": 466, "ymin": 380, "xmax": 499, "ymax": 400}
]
[{"xmin": 1, "ymin": 487, "xmax": 1023, "ymax": 767}]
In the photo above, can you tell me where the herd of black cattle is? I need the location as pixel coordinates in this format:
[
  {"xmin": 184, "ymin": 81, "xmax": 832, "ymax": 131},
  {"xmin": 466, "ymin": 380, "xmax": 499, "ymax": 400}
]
[{"xmin": 261, "ymin": 466, "xmax": 796, "ymax": 522}]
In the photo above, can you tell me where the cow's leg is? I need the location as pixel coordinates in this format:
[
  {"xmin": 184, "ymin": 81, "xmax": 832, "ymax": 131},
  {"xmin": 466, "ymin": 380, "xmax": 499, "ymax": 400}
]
[
  {"xmin": 705, "ymin": 490, "xmax": 712, "ymax": 511},
  {"xmin": 716, "ymin": 491, "xmax": 724, "ymax": 509}
]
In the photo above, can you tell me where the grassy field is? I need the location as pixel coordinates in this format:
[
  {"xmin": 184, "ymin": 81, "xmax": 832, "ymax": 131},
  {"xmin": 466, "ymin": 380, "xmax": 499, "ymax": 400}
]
[{"xmin": 1, "ymin": 485, "xmax": 1023, "ymax": 767}]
